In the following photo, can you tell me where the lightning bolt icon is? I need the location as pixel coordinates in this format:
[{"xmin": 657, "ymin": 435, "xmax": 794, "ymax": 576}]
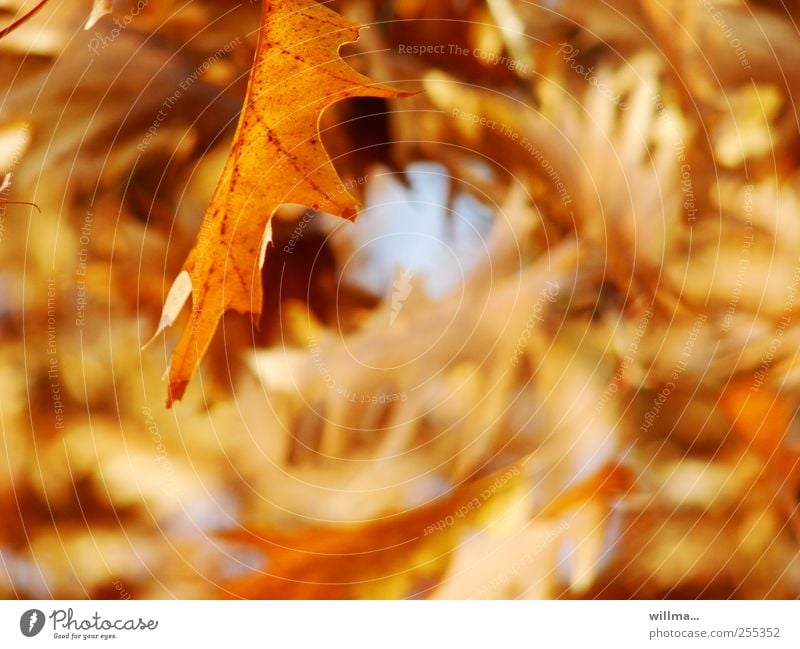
[{"xmin": 28, "ymin": 611, "xmax": 37, "ymax": 632}]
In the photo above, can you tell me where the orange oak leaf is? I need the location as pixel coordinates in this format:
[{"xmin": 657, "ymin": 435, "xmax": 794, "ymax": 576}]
[{"xmin": 154, "ymin": 0, "xmax": 405, "ymax": 406}]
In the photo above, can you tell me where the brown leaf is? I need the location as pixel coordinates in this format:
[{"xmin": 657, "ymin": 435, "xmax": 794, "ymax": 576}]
[{"xmin": 157, "ymin": 0, "xmax": 406, "ymax": 405}]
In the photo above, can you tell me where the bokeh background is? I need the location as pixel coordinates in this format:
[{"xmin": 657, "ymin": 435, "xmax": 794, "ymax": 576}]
[{"xmin": 1, "ymin": 0, "xmax": 800, "ymax": 598}]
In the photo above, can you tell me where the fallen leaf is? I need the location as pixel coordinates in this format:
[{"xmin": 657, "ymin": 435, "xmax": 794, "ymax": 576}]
[{"xmin": 157, "ymin": 0, "xmax": 405, "ymax": 406}]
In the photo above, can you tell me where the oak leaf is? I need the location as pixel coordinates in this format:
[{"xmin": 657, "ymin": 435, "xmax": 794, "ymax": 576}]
[{"xmin": 154, "ymin": 0, "xmax": 405, "ymax": 405}]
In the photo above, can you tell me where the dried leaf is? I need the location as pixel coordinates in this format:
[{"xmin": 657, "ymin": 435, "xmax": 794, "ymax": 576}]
[{"xmin": 159, "ymin": 0, "xmax": 405, "ymax": 405}]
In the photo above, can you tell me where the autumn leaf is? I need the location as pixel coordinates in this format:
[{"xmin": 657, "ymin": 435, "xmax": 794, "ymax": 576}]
[{"xmin": 155, "ymin": 0, "xmax": 406, "ymax": 406}]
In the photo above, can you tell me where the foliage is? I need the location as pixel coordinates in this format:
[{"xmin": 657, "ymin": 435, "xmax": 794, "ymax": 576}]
[{"xmin": 1, "ymin": 0, "xmax": 799, "ymax": 599}]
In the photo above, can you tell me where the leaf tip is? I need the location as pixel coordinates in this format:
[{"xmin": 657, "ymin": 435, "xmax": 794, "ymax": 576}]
[
  {"xmin": 84, "ymin": 0, "xmax": 112, "ymax": 30},
  {"xmin": 144, "ymin": 270, "xmax": 193, "ymax": 350},
  {"xmin": 166, "ymin": 380, "xmax": 188, "ymax": 408}
]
